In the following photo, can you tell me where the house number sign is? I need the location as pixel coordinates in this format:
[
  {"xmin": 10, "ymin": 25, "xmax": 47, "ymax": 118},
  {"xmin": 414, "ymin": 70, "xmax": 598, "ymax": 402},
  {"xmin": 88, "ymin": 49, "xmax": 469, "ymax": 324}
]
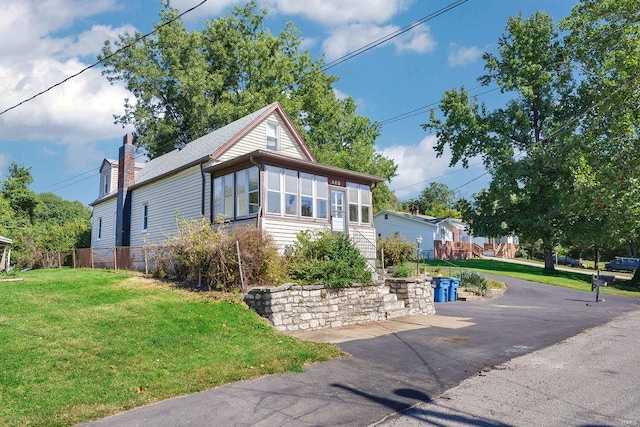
[{"xmin": 328, "ymin": 177, "xmax": 346, "ymax": 187}]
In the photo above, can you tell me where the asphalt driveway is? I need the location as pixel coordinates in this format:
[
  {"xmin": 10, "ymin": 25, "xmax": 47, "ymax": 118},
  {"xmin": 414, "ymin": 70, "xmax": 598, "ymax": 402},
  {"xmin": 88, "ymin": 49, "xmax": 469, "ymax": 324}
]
[{"xmin": 82, "ymin": 276, "xmax": 639, "ymax": 427}]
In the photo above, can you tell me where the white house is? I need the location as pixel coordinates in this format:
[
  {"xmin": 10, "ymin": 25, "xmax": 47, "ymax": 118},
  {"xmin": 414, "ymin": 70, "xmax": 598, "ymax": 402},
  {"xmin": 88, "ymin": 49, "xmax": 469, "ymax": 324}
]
[
  {"xmin": 373, "ymin": 210, "xmax": 519, "ymax": 260},
  {"xmin": 90, "ymin": 102, "xmax": 383, "ymax": 268}
]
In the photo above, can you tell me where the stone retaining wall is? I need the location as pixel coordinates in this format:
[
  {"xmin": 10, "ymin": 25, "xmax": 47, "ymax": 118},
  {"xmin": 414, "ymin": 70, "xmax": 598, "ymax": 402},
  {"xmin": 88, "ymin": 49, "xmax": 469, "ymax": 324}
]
[{"xmin": 245, "ymin": 277, "xmax": 435, "ymax": 332}]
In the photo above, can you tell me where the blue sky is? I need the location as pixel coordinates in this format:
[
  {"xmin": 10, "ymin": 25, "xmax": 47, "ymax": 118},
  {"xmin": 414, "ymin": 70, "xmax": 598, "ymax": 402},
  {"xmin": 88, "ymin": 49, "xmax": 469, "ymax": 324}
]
[{"xmin": 0, "ymin": 0, "xmax": 576, "ymax": 206}]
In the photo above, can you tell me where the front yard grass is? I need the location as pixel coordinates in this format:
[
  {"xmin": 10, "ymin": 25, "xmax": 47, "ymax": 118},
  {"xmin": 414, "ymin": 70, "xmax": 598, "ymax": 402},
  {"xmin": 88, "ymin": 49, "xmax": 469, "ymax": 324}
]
[
  {"xmin": 422, "ymin": 258, "xmax": 640, "ymax": 298},
  {"xmin": 0, "ymin": 268, "xmax": 342, "ymax": 427}
]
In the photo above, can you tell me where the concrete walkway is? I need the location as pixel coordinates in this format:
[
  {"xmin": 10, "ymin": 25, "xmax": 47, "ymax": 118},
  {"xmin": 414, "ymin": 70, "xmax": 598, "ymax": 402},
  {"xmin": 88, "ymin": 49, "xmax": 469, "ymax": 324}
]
[{"xmin": 82, "ymin": 276, "xmax": 639, "ymax": 427}]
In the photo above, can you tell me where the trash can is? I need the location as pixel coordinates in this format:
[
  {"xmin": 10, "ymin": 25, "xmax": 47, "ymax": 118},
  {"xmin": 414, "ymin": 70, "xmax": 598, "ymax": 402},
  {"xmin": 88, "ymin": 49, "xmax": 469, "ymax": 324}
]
[
  {"xmin": 432, "ymin": 278, "xmax": 450, "ymax": 303},
  {"xmin": 448, "ymin": 277, "xmax": 460, "ymax": 301}
]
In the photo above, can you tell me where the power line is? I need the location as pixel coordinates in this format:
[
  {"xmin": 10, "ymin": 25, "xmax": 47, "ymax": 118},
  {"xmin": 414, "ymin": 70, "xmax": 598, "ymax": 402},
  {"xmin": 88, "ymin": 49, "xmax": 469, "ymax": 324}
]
[
  {"xmin": 321, "ymin": 0, "xmax": 470, "ymax": 71},
  {"xmin": 0, "ymin": 0, "xmax": 209, "ymax": 117},
  {"xmin": 37, "ymin": 0, "xmax": 473, "ymax": 194}
]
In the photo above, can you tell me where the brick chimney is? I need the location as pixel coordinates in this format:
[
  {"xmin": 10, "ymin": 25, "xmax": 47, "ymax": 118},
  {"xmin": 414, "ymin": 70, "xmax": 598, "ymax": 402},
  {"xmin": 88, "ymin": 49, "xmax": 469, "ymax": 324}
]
[
  {"xmin": 115, "ymin": 134, "xmax": 135, "ymax": 247},
  {"xmin": 118, "ymin": 133, "xmax": 135, "ymax": 191}
]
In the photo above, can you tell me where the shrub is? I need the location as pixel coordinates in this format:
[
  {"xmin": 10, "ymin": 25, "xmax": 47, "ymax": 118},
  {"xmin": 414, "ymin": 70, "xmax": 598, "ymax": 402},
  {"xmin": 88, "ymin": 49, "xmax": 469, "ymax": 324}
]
[
  {"xmin": 457, "ymin": 270, "xmax": 488, "ymax": 295},
  {"xmin": 391, "ymin": 263, "xmax": 413, "ymax": 277},
  {"xmin": 151, "ymin": 218, "xmax": 284, "ymax": 291},
  {"xmin": 286, "ymin": 230, "xmax": 372, "ymax": 288},
  {"xmin": 377, "ymin": 233, "xmax": 415, "ymax": 267}
]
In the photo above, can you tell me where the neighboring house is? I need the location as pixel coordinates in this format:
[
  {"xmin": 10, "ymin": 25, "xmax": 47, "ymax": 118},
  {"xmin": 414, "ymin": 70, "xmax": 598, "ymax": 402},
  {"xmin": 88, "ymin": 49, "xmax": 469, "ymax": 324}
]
[
  {"xmin": 373, "ymin": 210, "xmax": 519, "ymax": 260},
  {"xmin": 0, "ymin": 235, "xmax": 12, "ymax": 271},
  {"xmin": 90, "ymin": 102, "xmax": 383, "ymax": 268}
]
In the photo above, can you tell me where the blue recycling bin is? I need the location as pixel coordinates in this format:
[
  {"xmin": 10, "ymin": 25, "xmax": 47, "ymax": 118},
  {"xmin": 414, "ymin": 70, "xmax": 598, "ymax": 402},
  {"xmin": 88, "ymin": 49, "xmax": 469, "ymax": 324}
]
[
  {"xmin": 448, "ymin": 277, "xmax": 460, "ymax": 301},
  {"xmin": 432, "ymin": 278, "xmax": 450, "ymax": 303}
]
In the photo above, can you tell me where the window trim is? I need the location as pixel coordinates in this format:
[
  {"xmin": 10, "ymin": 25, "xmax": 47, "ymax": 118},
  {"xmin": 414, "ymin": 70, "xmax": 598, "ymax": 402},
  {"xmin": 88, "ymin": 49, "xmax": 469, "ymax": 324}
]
[
  {"xmin": 347, "ymin": 182, "xmax": 371, "ymax": 225},
  {"xmin": 97, "ymin": 217, "xmax": 102, "ymax": 240},
  {"xmin": 141, "ymin": 203, "xmax": 148, "ymax": 232},
  {"xmin": 266, "ymin": 121, "xmax": 279, "ymax": 151}
]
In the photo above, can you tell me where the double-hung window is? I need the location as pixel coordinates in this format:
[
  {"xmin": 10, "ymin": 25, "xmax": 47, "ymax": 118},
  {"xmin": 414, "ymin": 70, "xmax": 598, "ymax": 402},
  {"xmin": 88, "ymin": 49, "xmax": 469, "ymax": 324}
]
[
  {"xmin": 348, "ymin": 183, "xmax": 371, "ymax": 224},
  {"xmin": 300, "ymin": 173, "xmax": 314, "ymax": 217},
  {"xmin": 213, "ymin": 173, "xmax": 234, "ymax": 220},
  {"xmin": 266, "ymin": 166, "xmax": 282, "ymax": 214},
  {"xmin": 284, "ymin": 169, "xmax": 298, "ymax": 216},
  {"xmin": 316, "ymin": 176, "xmax": 328, "ymax": 219},
  {"xmin": 142, "ymin": 204, "xmax": 148, "ymax": 231},
  {"xmin": 266, "ymin": 122, "xmax": 278, "ymax": 151},
  {"xmin": 236, "ymin": 167, "xmax": 259, "ymax": 217}
]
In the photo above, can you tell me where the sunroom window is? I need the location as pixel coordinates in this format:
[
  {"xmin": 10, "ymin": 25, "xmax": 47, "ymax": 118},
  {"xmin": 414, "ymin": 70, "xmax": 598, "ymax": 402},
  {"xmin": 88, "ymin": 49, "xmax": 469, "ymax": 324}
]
[{"xmin": 348, "ymin": 183, "xmax": 371, "ymax": 224}]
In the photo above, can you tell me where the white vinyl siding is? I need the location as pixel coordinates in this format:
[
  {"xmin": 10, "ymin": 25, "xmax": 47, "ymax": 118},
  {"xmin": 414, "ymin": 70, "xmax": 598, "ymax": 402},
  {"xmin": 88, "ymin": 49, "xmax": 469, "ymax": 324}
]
[
  {"xmin": 91, "ymin": 198, "xmax": 117, "ymax": 249},
  {"xmin": 260, "ymin": 217, "xmax": 328, "ymax": 252},
  {"xmin": 218, "ymin": 113, "xmax": 308, "ymax": 162},
  {"xmin": 372, "ymin": 212, "xmax": 437, "ymax": 253},
  {"xmin": 129, "ymin": 165, "xmax": 210, "ymax": 247}
]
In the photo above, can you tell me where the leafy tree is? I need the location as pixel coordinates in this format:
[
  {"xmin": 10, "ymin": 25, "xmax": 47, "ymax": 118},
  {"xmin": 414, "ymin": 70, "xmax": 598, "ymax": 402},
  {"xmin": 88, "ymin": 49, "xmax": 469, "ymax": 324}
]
[
  {"xmin": 424, "ymin": 12, "xmax": 576, "ymax": 271},
  {"xmin": 100, "ymin": 1, "xmax": 396, "ymax": 208},
  {"xmin": 1, "ymin": 166, "xmax": 91, "ymax": 269},
  {"xmin": 403, "ymin": 182, "xmax": 461, "ymax": 218},
  {"xmin": 34, "ymin": 193, "xmax": 91, "ymax": 226},
  {"xmin": 561, "ymin": 0, "xmax": 640, "ymax": 279},
  {"xmin": 1, "ymin": 163, "xmax": 39, "ymax": 225}
]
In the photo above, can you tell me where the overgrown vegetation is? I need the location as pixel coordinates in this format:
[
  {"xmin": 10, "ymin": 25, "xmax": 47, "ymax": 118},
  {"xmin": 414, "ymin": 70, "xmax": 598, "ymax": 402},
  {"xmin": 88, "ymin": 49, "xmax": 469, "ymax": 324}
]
[
  {"xmin": 0, "ymin": 268, "xmax": 341, "ymax": 426},
  {"xmin": 0, "ymin": 163, "xmax": 91, "ymax": 269},
  {"xmin": 377, "ymin": 232, "xmax": 415, "ymax": 267},
  {"xmin": 152, "ymin": 218, "xmax": 285, "ymax": 291},
  {"xmin": 286, "ymin": 230, "xmax": 372, "ymax": 287}
]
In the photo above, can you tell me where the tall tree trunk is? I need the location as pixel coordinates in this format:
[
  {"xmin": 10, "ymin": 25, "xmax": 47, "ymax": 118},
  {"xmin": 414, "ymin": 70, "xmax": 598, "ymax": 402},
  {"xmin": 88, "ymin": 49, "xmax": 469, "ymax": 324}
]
[
  {"xmin": 631, "ymin": 267, "xmax": 640, "ymax": 286},
  {"xmin": 543, "ymin": 249, "xmax": 555, "ymax": 271},
  {"xmin": 594, "ymin": 245, "xmax": 599, "ymax": 270}
]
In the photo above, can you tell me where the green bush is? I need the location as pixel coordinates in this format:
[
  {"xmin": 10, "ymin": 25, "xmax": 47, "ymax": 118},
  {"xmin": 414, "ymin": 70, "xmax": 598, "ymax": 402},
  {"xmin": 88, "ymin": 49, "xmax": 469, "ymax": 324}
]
[
  {"xmin": 457, "ymin": 270, "xmax": 488, "ymax": 295},
  {"xmin": 391, "ymin": 262, "xmax": 413, "ymax": 277},
  {"xmin": 152, "ymin": 218, "xmax": 285, "ymax": 291},
  {"xmin": 377, "ymin": 232, "xmax": 415, "ymax": 267},
  {"xmin": 286, "ymin": 230, "xmax": 372, "ymax": 288}
]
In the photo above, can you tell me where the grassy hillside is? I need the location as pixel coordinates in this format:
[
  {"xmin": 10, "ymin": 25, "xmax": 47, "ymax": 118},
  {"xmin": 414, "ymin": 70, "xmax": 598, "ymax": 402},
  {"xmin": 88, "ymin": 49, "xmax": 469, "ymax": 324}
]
[{"xmin": 0, "ymin": 269, "xmax": 342, "ymax": 426}]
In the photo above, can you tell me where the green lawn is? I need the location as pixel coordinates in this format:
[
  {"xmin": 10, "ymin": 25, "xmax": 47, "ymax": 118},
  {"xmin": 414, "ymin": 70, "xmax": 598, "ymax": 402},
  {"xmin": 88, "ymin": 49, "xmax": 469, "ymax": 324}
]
[
  {"xmin": 0, "ymin": 269, "xmax": 342, "ymax": 427},
  {"xmin": 422, "ymin": 258, "xmax": 640, "ymax": 298}
]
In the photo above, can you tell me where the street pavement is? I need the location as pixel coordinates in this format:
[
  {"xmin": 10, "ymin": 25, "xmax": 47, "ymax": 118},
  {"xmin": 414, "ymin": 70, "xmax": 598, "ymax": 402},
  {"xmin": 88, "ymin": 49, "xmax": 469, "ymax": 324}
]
[
  {"xmin": 82, "ymin": 276, "xmax": 639, "ymax": 427},
  {"xmin": 376, "ymin": 309, "xmax": 640, "ymax": 426}
]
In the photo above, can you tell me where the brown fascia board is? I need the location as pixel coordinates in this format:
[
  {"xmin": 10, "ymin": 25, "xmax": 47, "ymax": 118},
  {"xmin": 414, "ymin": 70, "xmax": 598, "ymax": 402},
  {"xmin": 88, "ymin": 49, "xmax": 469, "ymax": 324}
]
[
  {"xmin": 210, "ymin": 102, "xmax": 316, "ymax": 162},
  {"xmin": 203, "ymin": 150, "xmax": 385, "ymax": 184}
]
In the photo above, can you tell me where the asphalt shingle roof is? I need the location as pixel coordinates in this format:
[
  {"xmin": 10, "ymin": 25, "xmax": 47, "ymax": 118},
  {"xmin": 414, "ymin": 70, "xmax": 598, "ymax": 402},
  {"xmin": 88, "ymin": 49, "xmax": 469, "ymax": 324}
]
[{"xmin": 134, "ymin": 103, "xmax": 274, "ymax": 186}]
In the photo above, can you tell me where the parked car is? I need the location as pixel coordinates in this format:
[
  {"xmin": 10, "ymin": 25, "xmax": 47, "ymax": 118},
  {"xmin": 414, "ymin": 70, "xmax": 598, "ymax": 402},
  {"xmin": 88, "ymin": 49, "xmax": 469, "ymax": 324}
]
[
  {"xmin": 556, "ymin": 256, "xmax": 582, "ymax": 267},
  {"xmin": 604, "ymin": 257, "xmax": 640, "ymax": 272}
]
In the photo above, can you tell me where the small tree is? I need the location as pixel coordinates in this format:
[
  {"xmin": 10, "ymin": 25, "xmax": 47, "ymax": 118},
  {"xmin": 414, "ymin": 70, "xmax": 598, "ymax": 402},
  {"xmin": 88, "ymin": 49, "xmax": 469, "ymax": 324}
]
[{"xmin": 377, "ymin": 232, "xmax": 415, "ymax": 267}]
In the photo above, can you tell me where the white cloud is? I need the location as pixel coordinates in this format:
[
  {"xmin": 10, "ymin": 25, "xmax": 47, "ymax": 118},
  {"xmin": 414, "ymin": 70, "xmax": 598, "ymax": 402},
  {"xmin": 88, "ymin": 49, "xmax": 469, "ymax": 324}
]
[
  {"xmin": 0, "ymin": 0, "xmax": 135, "ymax": 176},
  {"xmin": 0, "ymin": 0, "xmax": 117, "ymax": 60},
  {"xmin": 323, "ymin": 23, "xmax": 435, "ymax": 61},
  {"xmin": 171, "ymin": 0, "xmax": 410, "ymax": 26},
  {"xmin": 264, "ymin": 0, "xmax": 409, "ymax": 26},
  {"xmin": 381, "ymin": 135, "xmax": 453, "ymax": 199},
  {"xmin": 333, "ymin": 88, "xmax": 349, "ymax": 100},
  {"xmin": 447, "ymin": 43, "xmax": 485, "ymax": 67},
  {"xmin": 0, "ymin": 153, "xmax": 9, "ymax": 179},
  {"xmin": 0, "ymin": 57, "xmax": 132, "ymax": 143}
]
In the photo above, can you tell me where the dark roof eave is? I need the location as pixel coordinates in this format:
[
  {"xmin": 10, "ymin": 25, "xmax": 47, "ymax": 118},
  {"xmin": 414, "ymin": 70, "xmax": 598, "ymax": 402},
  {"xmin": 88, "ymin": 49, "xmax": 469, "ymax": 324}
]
[{"xmin": 203, "ymin": 150, "xmax": 385, "ymax": 183}]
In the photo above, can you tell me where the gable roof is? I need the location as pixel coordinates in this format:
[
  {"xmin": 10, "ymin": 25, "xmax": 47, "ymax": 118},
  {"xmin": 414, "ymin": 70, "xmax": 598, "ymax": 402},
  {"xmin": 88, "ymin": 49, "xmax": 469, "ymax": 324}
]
[
  {"xmin": 374, "ymin": 210, "xmax": 466, "ymax": 229},
  {"xmin": 134, "ymin": 102, "xmax": 314, "ymax": 187},
  {"xmin": 0, "ymin": 235, "xmax": 12, "ymax": 245}
]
